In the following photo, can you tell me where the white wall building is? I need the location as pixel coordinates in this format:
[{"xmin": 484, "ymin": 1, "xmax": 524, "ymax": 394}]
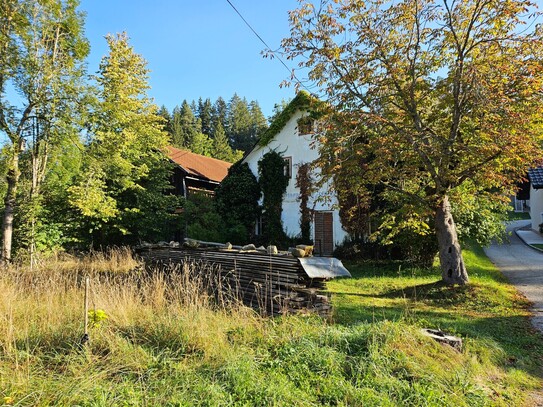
[
  {"xmin": 242, "ymin": 93, "xmax": 348, "ymax": 255},
  {"xmin": 528, "ymin": 167, "xmax": 543, "ymax": 232}
]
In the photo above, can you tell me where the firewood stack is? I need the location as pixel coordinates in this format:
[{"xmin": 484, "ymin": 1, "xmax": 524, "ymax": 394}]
[{"xmin": 136, "ymin": 243, "xmax": 349, "ymax": 317}]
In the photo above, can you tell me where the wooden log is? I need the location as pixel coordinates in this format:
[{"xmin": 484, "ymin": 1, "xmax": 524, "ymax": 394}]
[
  {"xmin": 138, "ymin": 247, "xmax": 334, "ymax": 317},
  {"xmin": 421, "ymin": 329, "xmax": 463, "ymax": 351}
]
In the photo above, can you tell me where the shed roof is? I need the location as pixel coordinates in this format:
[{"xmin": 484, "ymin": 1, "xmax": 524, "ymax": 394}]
[
  {"xmin": 528, "ymin": 167, "xmax": 543, "ymax": 189},
  {"xmin": 165, "ymin": 146, "xmax": 232, "ymax": 183}
]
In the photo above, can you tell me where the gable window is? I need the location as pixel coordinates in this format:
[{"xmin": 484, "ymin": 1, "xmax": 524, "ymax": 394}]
[
  {"xmin": 284, "ymin": 156, "xmax": 292, "ymax": 179},
  {"xmin": 297, "ymin": 116, "xmax": 314, "ymax": 135}
]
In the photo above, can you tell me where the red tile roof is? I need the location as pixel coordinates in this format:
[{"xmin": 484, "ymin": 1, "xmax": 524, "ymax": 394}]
[{"xmin": 165, "ymin": 146, "xmax": 232, "ymax": 183}]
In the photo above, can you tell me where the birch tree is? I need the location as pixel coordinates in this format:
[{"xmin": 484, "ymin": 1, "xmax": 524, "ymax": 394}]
[{"xmin": 0, "ymin": 0, "xmax": 88, "ymax": 263}]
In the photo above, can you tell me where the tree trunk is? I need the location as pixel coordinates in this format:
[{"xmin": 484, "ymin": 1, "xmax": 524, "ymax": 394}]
[
  {"xmin": 1, "ymin": 139, "xmax": 23, "ymax": 264},
  {"xmin": 29, "ymin": 138, "xmax": 49, "ymax": 268},
  {"xmin": 435, "ymin": 195, "xmax": 468, "ymax": 285}
]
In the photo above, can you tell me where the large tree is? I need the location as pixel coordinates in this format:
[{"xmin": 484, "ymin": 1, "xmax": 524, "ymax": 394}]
[
  {"xmin": 281, "ymin": 0, "xmax": 543, "ymax": 284},
  {"xmin": 68, "ymin": 32, "xmax": 175, "ymax": 246},
  {"xmin": 0, "ymin": 0, "xmax": 89, "ymax": 263},
  {"xmin": 212, "ymin": 122, "xmax": 243, "ymax": 163}
]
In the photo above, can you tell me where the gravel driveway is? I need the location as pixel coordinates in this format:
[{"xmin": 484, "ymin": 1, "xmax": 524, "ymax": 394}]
[{"xmin": 484, "ymin": 220, "xmax": 543, "ymax": 333}]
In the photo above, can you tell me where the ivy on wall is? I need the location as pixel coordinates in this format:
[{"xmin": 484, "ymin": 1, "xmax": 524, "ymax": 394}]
[
  {"xmin": 295, "ymin": 162, "xmax": 315, "ymax": 242},
  {"xmin": 258, "ymin": 151, "xmax": 289, "ymax": 244},
  {"xmin": 258, "ymin": 91, "xmax": 325, "ymax": 147},
  {"xmin": 215, "ymin": 162, "xmax": 261, "ymax": 243}
]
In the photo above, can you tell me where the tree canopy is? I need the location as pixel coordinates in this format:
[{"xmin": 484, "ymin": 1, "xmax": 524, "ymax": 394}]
[
  {"xmin": 67, "ymin": 32, "xmax": 177, "ymax": 246},
  {"xmin": 281, "ymin": 0, "xmax": 543, "ymax": 284},
  {"xmin": 159, "ymin": 94, "xmax": 266, "ymax": 162},
  {"xmin": 0, "ymin": 0, "xmax": 294, "ymax": 261},
  {"xmin": 0, "ymin": 0, "xmax": 89, "ymax": 262}
]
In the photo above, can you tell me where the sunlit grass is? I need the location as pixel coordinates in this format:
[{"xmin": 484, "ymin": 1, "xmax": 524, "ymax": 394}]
[{"xmin": 0, "ymin": 244, "xmax": 541, "ymax": 405}]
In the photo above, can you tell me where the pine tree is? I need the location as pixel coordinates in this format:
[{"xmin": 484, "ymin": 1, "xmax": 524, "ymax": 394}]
[
  {"xmin": 171, "ymin": 101, "xmax": 200, "ymax": 148},
  {"xmin": 211, "ymin": 122, "xmax": 242, "ymax": 162},
  {"xmin": 227, "ymin": 94, "xmax": 253, "ymax": 152},
  {"xmin": 197, "ymin": 97, "xmax": 214, "ymax": 138},
  {"xmin": 191, "ymin": 132, "xmax": 213, "ymax": 156},
  {"xmin": 249, "ymin": 100, "xmax": 268, "ymax": 144},
  {"xmin": 212, "ymin": 97, "xmax": 228, "ymax": 137},
  {"xmin": 157, "ymin": 105, "xmax": 172, "ymax": 135}
]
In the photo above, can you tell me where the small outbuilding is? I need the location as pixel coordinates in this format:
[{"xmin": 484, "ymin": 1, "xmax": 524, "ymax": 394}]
[
  {"xmin": 165, "ymin": 146, "xmax": 232, "ymax": 198},
  {"xmin": 528, "ymin": 166, "xmax": 543, "ymax": 232}
]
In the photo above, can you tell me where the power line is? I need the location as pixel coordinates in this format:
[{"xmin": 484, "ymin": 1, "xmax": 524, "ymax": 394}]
[{"xmin": 225, "ymin": 0, "xmax": 314, "ymax": 94}]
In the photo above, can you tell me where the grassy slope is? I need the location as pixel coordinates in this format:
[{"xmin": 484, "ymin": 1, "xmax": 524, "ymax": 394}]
[
  {"xmin": 329, "ymin": 244, "xmax": 543, "ymax": 405},
  {"xmin": 1, "ymin": 246, "xmax": 542, "ymax": 406}
]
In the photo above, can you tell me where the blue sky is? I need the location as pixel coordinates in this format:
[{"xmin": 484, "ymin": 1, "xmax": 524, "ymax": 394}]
[{"xmin": 80, "ymin": 0, "xmax": 302, "ymax": 118}]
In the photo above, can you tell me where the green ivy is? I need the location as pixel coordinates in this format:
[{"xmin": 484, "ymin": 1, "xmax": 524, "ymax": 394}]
[
  {"xmin": 215, "ymin": 162, "xmax": 261, "ymax": 243},
  {"xmin": 258, "ymin": 151, "xmax": 289, "ymax": 245},
  {"xmin": 258, "ymin": 91, "xmax": 325, "ymax": 147},
  {"xmin": 295, "ymin": 163, "xmax": 314, "ymax": 243}
]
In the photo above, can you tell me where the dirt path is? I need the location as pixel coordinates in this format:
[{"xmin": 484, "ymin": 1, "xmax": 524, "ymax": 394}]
[{"xmin": 484, "ymin": 220, "xmax": 543, "ymax": 333}]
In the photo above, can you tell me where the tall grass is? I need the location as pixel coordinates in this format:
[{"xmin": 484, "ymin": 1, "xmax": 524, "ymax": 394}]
[{"xmin": 1, "ymin": 247, "xmax": 542, "ymax": 406}]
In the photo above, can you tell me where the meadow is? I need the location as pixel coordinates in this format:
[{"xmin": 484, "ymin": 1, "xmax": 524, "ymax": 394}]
[{"xmin": 1, "ymin": 245, "xmax": 542, "ymax": 406}]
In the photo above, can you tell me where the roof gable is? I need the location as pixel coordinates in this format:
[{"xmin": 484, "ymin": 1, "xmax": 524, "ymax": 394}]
[
  {"xmin": 165, "ymin": 146, "xmax": 232, "ymax": 183},
  {"xmin": 257, "ymin": 91, "xmax": 324, "ymax": 148}
]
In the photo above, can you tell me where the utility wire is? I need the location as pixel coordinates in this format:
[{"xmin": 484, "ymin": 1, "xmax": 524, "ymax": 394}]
[{"xmin": 225, "ymin": 0, "xmax": 315, "ymax": 94}]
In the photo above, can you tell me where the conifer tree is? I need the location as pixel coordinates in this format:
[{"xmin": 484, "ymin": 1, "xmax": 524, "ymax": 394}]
[
  {"xmin": 228, "ymin": 94, "xmax": 253, "ymax": 152},
  {"xmin": 197, "ymin": 97, "xmax": 214, "ymax": 138},
  {"xmin": 190, "ymin": 132, "xmax": 213, "ymax": 156},
  {"xmin": 249, "ymin": 100, "xmax": 268, "ymax": 144},
  {"xmin": 157, "ymin": 105, "xmax": 172, "ymax": 134},
  {"xmin": 211, "ymin": 122, "xmax": 231, "ymax": 161},
  {"xmin": 211, "ymin": 122, "xmax": 242, "ymax": 163},
  {"xmin": 171, "ymin": 101, "xmax": 200, "ymax": 149},
  {"xmin": 212, "ymin": 97, "xmax": 228, "ymax": 135}
]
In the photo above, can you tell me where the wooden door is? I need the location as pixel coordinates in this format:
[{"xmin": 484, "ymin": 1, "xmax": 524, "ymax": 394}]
[{"xmin": 314, "ymin": 211, "xmax": 333, "ymax": 256}]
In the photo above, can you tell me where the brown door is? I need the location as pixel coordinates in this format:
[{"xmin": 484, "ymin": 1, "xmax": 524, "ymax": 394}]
[{"xmin": 314, "ymin": 211, "xmax": 333, "ymax": 256}]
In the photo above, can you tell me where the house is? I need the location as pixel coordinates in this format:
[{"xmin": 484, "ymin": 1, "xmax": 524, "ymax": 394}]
[
  {"xmin": 165, "ymin": 145, "xmax": 232, "ymax": 198},
  {"xmin": 242, "ymin": 92, "xmax": 348, "ymax": 256},
  {"xmin": 528, "ymin": 166, "xmax": 543, "ymax": 232}
]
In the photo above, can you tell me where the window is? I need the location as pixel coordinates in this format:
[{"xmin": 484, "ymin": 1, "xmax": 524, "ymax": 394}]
[
  {"xmin": 283, "ymin": 156, "xmax": 292, "ymax": 178},
  {"xmin": 297, "ymin": 116, "xmax": 314, "ymax": 135},
  {"xmin": 255, "ymin": 214, "xmax": 266, "ymax": 236}
]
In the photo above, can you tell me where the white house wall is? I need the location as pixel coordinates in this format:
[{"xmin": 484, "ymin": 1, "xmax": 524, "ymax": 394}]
[
  {"xmin": 244, "ymin": 110, "xmax": 348, "ymax": 248},
  {"xmin": 530, "ymin": 185, "xmax": 543, "ymax": 231}
]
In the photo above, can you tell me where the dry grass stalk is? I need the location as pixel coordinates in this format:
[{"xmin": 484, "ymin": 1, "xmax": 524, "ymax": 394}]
[{"xmin": 0, "ymin": 247, "xmax": 255, "ymax": 361}]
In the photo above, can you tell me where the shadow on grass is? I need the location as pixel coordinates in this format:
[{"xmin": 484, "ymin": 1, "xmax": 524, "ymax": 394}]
[
  {"xmin": 333, "ymin": 280, "xmax": 485, "ymax": 306},
  {"xmin": 334, "ymin": 300, "xmax": 542, "ymax": 353},
  {"xmin": 332, "ymin": 285, "xmax": 543, "ymax": 382},
  {"xmin": 378, "ymin": 280, "xmax": 447, "ymax": 299}
]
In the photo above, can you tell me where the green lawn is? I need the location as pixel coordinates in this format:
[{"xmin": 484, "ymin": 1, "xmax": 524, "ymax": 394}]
[
  {"xmin": 327, "ymin": 243, "xmax": 543, "ymax": 405},
  {"xmin": 1, "ymin": 245, "xmax": 542, "ymax": 406},
  {"xmin": 506, "ymin": 211, "xmax": 531, "ymax": 221}
]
